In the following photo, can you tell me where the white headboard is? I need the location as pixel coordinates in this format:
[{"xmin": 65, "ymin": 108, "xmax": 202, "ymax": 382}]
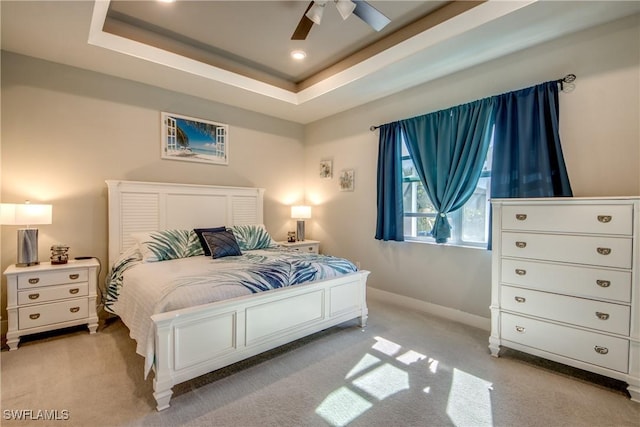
[{"xmin": 106, "ymin": 180, "xmax": 265, "ymax": 266}]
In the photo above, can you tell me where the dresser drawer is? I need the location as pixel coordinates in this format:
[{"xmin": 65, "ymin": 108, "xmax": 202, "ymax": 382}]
[
  {"xmin": 501, "ymin": 286, "xmax": 630, "ymax": 335},
  {"xmin": 501, "ymin": 312, "xmax": 629, "ymax": 373},
  {"xmin": 18, "ymin": 268, "xmax": 88, "ymax": 289},
  {"xmin": 18, "ymin": 299, "xmax": 89, "ymax": 329},
  {"xmin": 501, "ymin": 259, "xmax": 632, "ymax": 303},
  {"xmin": 18, "ymin": 282, "xmax": 89, "ymax": 306},
  {"xmin": 502, "ymin": 204, "xmax": 633, "ymax": 235},
  {"xmin": 502, "ymin": 232, "xmax": 632, "ymax": 268}
]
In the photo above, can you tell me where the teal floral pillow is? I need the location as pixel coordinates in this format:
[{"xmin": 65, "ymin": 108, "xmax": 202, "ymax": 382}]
[
  {"xmin": 132, "ymin": 229, "xmax": 204, "ymax": 262},
  {"xmin": 230, "ymin": 224, "xmax": 278, "ymax": 251}
]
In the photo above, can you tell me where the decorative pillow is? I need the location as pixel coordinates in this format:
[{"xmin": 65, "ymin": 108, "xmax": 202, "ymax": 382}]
[
  {"xmin": 194, "ymin": 226, "xmax": 227, "ymax": 256},
  {"xmin": 230, "ymin": 224, "xmax": 278, "ymax": 251},
  {"xmin": 132, "ymin": 229, "xmax": 203, "ymax": 262},
  {"xmin": 202, "ymin": 230, "xmax": 242, "ymax": 259}
]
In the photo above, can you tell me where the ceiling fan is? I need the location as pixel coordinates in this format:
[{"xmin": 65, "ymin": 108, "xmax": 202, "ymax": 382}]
[{"xmin": 291, "ymin": 0, "xmax": 391, "ymax": 40}]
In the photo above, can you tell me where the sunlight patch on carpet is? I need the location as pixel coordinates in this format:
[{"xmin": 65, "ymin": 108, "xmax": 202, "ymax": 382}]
[
  {"xmin": 352, "ymin": 363, "xmax": 410, "ymax": 400},
  {"xmin": 315, "ymin": 387, "xmax": 372, "ymax": 427},
  {"xmin": 446, "ymin": 368, "xmax": 494, "ymax": 427},
  {"xmin": 345, "ymin": 353, "xmax": 381, "ymax": 379}
]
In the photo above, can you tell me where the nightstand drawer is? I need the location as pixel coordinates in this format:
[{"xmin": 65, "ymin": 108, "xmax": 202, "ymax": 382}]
[
  {"xmin": 18, "ymin": 268, "xmax": 88, "ymax": 289},
  {"xmin": 291, "ymin": 244, "xmax": 318, "ymax": 253},
  {"xmin": 18, "ymin": 282, "xmax": 89, "ymax": 305},
  {"xmin": 18, "ymin": 299, "xmax": 89, "ymax": 329}
]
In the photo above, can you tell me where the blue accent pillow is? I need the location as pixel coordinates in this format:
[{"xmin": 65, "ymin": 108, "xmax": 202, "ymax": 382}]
[
  {"xmin": 194, "ymin": 226, "xmax": 227, "ymax": 256},
  {"xmin": 230, "ymin": 224, "xmax": 278, "ymax": 251},
  {"xmin": 202, "ymin": 230, "xmax": 242, "ymax": 259}
]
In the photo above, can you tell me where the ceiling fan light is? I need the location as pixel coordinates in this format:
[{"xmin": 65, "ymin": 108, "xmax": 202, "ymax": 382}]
[
  {"xmin": 335, "ymin": 0, "xmax": 356, "ymax": 20},
  {"xmin": 306, "ymin": 1, "xmax": 327, "ymax": 25}
]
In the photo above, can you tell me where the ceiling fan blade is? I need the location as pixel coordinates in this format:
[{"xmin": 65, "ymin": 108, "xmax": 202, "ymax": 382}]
[
  {"xmin": 291, "ymin": 1, "xmax": 315, "ymax": 40},
  {"xmin": 352, "ymin": 0, "xmax": 391, "ymax": 32}
]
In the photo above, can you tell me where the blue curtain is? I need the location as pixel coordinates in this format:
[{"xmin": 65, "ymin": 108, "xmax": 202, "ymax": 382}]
[
  {"xmin": 375, "ymin": 122, "xmax": 405, "ymax": 241},
  {"xmin": 491, "ymin": 81, "xmax": 573, "ymax": 198},
  {"xmin": 401, "ymin": 98, "xmax": 495, "ymax": 243}
]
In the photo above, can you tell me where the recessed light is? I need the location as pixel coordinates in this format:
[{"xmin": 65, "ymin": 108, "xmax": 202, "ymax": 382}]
[{"xmin": 291, "ymin": 50, "xmax": 306, "ymax": 60}]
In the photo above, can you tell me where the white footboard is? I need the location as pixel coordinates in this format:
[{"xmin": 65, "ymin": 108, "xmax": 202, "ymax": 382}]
[{"xmin": 151, "ymin": 270, "xmax": 369, "ymax": 410}]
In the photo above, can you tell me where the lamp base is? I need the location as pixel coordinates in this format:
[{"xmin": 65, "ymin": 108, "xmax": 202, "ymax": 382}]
[
  {"xmin": 296, "ymin": 220, "xmax": 306, "ymax": 241},
  {"xmin": 16, "ymin": 228, "xmax": 40, "ymax": 267}
]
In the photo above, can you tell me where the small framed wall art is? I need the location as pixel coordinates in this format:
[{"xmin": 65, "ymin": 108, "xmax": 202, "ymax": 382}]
[
  {"xmin": 339, "ymin": 169, "xmax": 355, "ymax": 191},
  {"xmin": 319, "ymin": 160, "xmax": 333, "ymax": 179},
  {"xmin": 161, "ymin": 112, "xmax": 229, "ymax": 165}
]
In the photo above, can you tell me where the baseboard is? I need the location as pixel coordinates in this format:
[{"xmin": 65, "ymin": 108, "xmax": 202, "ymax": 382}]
[{"xmin": 367, "ymin": 287, "xmax": 490, "ymax": 331}]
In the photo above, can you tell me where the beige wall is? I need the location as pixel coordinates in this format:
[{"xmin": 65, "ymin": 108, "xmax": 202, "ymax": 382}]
[
  {"xmin": 304, "ymin": 14, "xmax": 640, "ymax": 319},
  {"xmin": 1, "ymin": 14, "xmax": 639, "ymax": 333},
  {"xmin": 0, "ymin": 53, "xmax": 305, "ymax": 324}
]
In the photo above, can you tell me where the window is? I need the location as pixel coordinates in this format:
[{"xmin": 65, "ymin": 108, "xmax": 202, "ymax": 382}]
[{"xmin": 402, "ymin": 136, "xmax": 493, "ymax": 247}]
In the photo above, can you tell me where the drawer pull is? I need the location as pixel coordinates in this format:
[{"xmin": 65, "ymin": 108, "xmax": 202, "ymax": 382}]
[
  {"xmin": 28, "ymin": 278, "xmax": 40, "ymax": 284},
  {"xmin": 28, "ymin": 293, "xmax": 40, "ymax": 300},
  {"xmin": 69, "ymin": 288, "xmax": 80, "ymax": 295},
  {"xmin": 515, "ymin": 269, "xmax": 527, "ymax": 276},
  {"xmin": 515, "ymin": 326, "xmax": 525, "ymax": 333},
  {"xmin": 515, "ymin": 241, "xmax": 527, "ymax": 249},
  {"xmin": 69, "ymin": 307, "xmax": 80, "ymax": 313},
  {"xmin": 514, "ymin": 296, "xmax": 526, "ymax": 303},
  {"xmin": 596, "ymin": 280, "xmax": 611, "ymax": 288},
  {"xmin": 597, "ymin": 215, "xmax": 612, "ymax": 223},
  {"xmin": 515, "ymin": 214, "xmax": 527, "ymax": 221},
  {"xmin": 595, "ymin": 312, "xmax": 610, "ymax": 320},
  {"xmin": 29, "ymin": 313, "xmax": 40, "ymax": 320},
  {"xmin": 596, "ymin": 247, "xmax": 611, "ymax": 256},
  {"xmin": 594, "ymin": 346, "xmax": 609, "ymax": 355},
  {"xmin": 69, "ymin": 274, "xmax": 80, "ymax": 280}
]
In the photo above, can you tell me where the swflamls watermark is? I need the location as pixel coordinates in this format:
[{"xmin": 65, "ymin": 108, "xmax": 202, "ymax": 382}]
[{"xmin": 3, "ymin": 409, "xmax": 70, "ymax": 421}]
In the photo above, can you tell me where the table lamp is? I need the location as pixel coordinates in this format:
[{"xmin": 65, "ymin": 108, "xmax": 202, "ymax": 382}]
[
  {"xmin": 291, "ymin": 205, "xmax": 311, "ymax": 241},
  {"xmin": 0, "ymin": 202, "xmax": 53, "ymax": 266}
]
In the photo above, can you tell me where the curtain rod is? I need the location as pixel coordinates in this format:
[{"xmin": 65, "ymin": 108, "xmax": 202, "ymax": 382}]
[{"xmin": 370, "ymin": 73, "xmax": 577, "ymax": 132}]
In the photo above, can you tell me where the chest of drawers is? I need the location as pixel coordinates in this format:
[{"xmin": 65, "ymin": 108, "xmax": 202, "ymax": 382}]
[
  {"xmin": 4, "ymin": 259, "xmax": 100, "ymax": 350},
  {"xmin": 489, "ymin": 198, "xmax": 639, "ymax": 402}
]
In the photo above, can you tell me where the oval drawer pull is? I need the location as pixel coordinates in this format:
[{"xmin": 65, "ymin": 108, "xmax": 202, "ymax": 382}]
[
  {"xmin": 596, "ymin": 247, "xmax": 611, "ymax": 256},
  {"xmin": 596, "ymin": 280, "xmax": 611, "ymax": 288},
  {"xmin": 594, "ymin": 346, "xmax": 609, "ymax": 355},
  {"xmin": 28, "ymin": 293, "xmax": 40, "ymax": 300},
  {"xmin": 515, "ymin": 214, "xmax": 527, "ymax": 221},
  {"xmin": 28, "ymin": 278, "xmax": 40, "ymax": 284},
  {"xmin": 69, "ymin": 307, "xmax": 80, "ymax": 313},
  {"xmin": 69, "ymin": 274, "xmax": 80, "ymax": 280},
  {"xmin": 515, "ymin": 269, "xmax": 527, "ymax": 276},
  {"xmin": 597, "ymin": 215, "xmax": 612, "ymax": 223},
  {"xmin": 515, "ymin": 241, "xmax": 527, "ymax": 249},
  {"xmin": 595, "ymin": 312, "xmax": 610, "ymax": 320},
  {"xmin": 69, "ymin": 288, "xmax": 80, "ymax": 295},
  {"xmin": 515, "ymin": 326, "xmax": 525, "ymax": 333},
  {"xmin": 29, "ymin": 313, "xmax": 40, "ymax": 320},
  {"xmin": 514, "ymin": 296, "xmax": 526, "ymax": 303}
]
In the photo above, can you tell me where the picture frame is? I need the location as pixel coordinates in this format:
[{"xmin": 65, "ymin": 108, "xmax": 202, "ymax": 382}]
[
  {"xmin": 319, "ymin": 160, "xmax": 333, "ymax": 179},
  {"xmin": 161, "ymin": 112, "xmax": 228, "ymax": 165},
  {"xmin": 339, "ymin": 169, "xmax": 355, "ymax": 191}
]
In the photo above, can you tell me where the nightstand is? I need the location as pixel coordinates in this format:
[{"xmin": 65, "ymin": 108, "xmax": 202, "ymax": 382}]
[
  {"xmin": 277, "ymin": 240, "xmax": 320, "ymax": 254},
  {"xmin": 4, "ymin": 259, "xmax": 100, "ymax": 350}
]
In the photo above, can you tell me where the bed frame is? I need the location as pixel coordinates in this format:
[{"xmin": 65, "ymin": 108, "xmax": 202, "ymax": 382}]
[{"xmin": 106, "ymin": 180, "xmax": 369, "ymax": 410}]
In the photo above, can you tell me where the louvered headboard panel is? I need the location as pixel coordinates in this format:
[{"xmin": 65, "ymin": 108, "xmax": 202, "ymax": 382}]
[{"xmin": 106, "ymin": 180, "xmax": 265, "ymax": 267}]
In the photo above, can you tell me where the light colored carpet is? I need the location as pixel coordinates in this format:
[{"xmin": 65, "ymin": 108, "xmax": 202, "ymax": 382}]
[{"xmin": 2, "ymin": 298, "xmax": 639, "ymax": 427}]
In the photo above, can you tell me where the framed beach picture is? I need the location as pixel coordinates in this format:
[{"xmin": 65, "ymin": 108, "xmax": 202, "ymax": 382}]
[
  {"xmin": 319, "ymin": 160, "xmax": 333, "ymax": 179},
  {"xmin": 161, "ymin": 112, "xmax": 229, "ymax": 165},
  {"xmin": 339, "ymin": 169, "xmax": 355, "ymax": 191}
]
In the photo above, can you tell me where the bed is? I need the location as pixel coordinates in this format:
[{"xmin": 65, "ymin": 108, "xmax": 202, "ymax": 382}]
[{"xmin": 105, "ymin": 180, "xmax": 370, "ymax": 411}]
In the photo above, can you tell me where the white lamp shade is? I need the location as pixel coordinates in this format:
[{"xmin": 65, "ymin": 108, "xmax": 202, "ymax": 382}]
[
  {"xmin": 0, "ymin": 203, "xmax": 52, "ymax": 226},
  {"xmin": 291, "ymin": 205, "xmax": 312, "ymax": 220},
  {"xmin": 306, "ymin": 1, "xmax": 326, "ymax": 25},
  {"xmin": 336, "ymin": 0, "xmax": 356, "ymax": 20}
]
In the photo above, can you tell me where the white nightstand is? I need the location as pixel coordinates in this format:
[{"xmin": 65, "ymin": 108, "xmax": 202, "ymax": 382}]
[
  {"xmin": 277, "ymin": 240, "xmax": 320, "ymax": 254},
  {"xmin": 4, "ymin": 259, "xmax": 100, "ymax": 350}
]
